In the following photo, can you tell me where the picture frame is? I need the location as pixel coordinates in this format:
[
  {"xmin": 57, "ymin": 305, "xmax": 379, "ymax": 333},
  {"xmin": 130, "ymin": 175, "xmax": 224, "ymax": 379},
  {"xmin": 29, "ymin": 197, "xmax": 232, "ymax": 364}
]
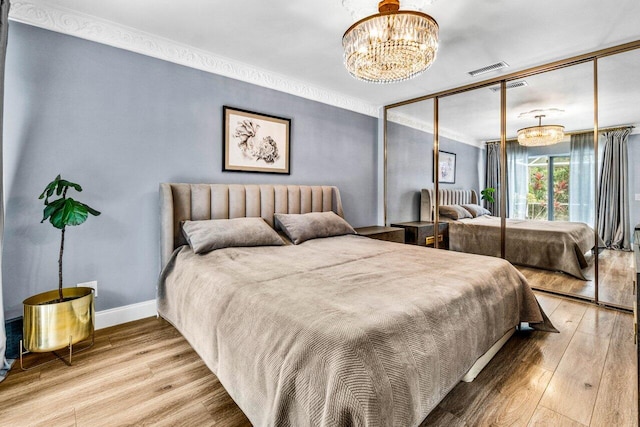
[
  {"xmin": 223, "ymin": 106, "xmax": 291, "ymax": 174},
  {"xmin": 435, "ymin": 150, "xmax": 456, "ymax": 184}
]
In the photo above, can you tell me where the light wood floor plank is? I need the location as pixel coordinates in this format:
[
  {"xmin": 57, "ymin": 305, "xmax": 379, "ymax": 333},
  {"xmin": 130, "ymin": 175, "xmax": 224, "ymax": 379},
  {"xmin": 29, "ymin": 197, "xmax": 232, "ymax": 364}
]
[
  {"xmin": 528, "ymin": 406, "xmax": 587, "ymax": 427},
  {"xmin": 516, "ymin": 300, "xmax": 587, "ymax": 372},
  {"xmin": 538, "ymin": 331, "xmax": 610, "ymax": 425},
  {"xmin": 590, "ymin": 313, "xmax": 638, "ymax": 427},
  {"xmin": 534, "ymin": 292, "xmax": 563, "ymax": 315}
]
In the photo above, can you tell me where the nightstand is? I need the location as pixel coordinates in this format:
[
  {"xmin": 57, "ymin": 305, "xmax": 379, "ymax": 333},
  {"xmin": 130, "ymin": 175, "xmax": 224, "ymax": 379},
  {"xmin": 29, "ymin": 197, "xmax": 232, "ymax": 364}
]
[
  {"xmin": 355, "ymin": 226, "xmax": 405, "ymax": 243},
  {"xmin": 390, "ymin": 221, "xmax": 448, "ymax": 248}
]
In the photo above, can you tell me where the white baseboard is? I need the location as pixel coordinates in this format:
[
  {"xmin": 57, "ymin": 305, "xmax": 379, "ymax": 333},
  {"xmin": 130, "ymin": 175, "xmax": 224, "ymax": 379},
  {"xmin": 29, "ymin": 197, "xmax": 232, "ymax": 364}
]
[{"xmin": 95, "ymin": 299, "xmax": 157, "ymax": 330}]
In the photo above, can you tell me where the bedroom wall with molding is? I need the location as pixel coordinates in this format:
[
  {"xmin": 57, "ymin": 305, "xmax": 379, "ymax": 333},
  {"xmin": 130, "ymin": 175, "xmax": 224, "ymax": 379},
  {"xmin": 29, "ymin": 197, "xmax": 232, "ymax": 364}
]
[
  {"xmin": 386, "ymin": 122, "xmax": 482, "ymax": 223},
  {"xmin": 2, "ymin": 22, "xmax": 378, "ymax": 318}
]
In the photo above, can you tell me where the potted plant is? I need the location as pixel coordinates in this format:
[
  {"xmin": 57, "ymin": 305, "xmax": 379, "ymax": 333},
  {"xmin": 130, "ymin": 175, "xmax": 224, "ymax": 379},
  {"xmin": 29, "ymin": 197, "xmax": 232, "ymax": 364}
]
[
  {"xmin": 480, "ymin": 187, "xmax": 495, "ymax": 204},
  {"xmin": 21, "ymin": 175, "xmax": 101, "ymax": 363}
]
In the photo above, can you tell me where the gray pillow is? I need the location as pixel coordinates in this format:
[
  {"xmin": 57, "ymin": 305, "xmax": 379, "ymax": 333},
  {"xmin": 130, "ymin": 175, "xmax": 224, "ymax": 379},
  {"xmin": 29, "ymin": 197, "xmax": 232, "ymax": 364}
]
[
  {"xmin": 274, "ymin": 211, "xmax": 356, "ymax": 245},
  {"xmin": 182, "ymin": 217, "xmax": 284, "ymax": 254},
  {"xmin": 438, "ymin": 204, "xmax": 473, "ymax": 220},
  {"xmin": 461, "ymin": 203, "xmax": 491, "ymax": 218}
]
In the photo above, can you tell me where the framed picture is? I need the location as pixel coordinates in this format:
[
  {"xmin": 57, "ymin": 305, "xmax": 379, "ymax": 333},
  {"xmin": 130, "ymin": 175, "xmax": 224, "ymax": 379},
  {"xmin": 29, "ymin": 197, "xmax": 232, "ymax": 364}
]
[
  {"xmin": 223, "ymin": 106, "xmax": 291, "ymax": 174},
  {"xmin": 435, "ymin": 150, "xmax": 456, "ymax": 184}
]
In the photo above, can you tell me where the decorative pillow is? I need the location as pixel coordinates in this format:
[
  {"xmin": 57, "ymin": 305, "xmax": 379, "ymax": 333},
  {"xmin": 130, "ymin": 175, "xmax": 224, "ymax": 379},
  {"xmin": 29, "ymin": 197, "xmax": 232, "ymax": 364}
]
[
  {"xmin": 274, "ymin": 211, "xmax": 356, "ymax": 245},
  {"xmin": 182, "ymin": 217, "xmax": 284, "ymax": 254},
  {"xmin": 438, "ymin": 204, "xmax": 473, "ymax": 220},
  {"xmin": 461, "ymin": 203, "xmax": 491, "ymax": 218}
]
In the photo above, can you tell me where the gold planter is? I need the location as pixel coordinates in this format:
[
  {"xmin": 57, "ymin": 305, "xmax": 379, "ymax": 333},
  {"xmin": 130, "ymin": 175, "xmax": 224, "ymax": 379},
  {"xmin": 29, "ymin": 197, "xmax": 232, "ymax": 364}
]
[{"xmin": 23, "ymin": 287, "xmax": 95, "ymax": 353}]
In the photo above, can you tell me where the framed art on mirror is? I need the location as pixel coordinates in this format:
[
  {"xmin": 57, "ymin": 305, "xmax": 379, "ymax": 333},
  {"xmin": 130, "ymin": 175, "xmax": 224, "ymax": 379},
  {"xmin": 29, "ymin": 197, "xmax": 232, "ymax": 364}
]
[
  {"xmin": 223, "ymin": 106, "xmax": 291, "ymax": 174},
  {"xmin": 436, "ymin": 150, "xmax": 456, "ymax": 184}
]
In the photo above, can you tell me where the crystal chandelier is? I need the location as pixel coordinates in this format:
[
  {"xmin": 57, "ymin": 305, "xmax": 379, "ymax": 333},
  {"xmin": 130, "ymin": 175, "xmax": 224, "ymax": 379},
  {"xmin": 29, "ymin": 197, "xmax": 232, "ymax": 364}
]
[
  {"xmin": 517, "ymin": 115, "xmax": 565, "ymax": 147},
  {"xmin": 342, "ymin": 0, "xmax": 439, "ymax": 83}
]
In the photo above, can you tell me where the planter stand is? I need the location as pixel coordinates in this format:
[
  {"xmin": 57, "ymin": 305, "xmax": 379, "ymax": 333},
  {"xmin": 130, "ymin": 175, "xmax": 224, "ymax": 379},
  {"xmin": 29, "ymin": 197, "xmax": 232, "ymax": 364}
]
[
  {"xmin": 21, "ymin": 287, "xmax": 95, "ymax": 370},
  {"xmin": 19, "ymin": 331, "xmax": 94, "ymax": 370}
]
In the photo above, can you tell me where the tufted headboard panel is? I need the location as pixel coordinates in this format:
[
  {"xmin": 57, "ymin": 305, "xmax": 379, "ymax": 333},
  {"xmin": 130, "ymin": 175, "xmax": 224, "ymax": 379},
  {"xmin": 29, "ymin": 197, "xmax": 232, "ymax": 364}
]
[
  {"xmin": 160, "ymin": 183, "xmax": 344, "ymax": 269},
  {"xmin": 420, "ymin": 189, "xmax": 478, "ymax": 221}
]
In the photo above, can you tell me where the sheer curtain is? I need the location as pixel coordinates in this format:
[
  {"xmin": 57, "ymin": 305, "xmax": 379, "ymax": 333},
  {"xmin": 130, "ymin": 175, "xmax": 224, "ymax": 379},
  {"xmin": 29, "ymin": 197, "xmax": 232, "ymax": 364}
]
[
  {"xmin": 484, "ymin": 142, "xmax": 500, "ymax": 216},
  {"xmin": 598, "ymin": 128, "xmax": 632, "ymax": 250},
  {"xmin": 569, "ymin": 133, "xmax": 595, "ymax": 225},
  {"xmin": 506, "ymin": 141, "xmax": 528, "ymax": 219},
  {"xmin": 0, "ymin": 0, "xmax": 11, "ymax": 382}
]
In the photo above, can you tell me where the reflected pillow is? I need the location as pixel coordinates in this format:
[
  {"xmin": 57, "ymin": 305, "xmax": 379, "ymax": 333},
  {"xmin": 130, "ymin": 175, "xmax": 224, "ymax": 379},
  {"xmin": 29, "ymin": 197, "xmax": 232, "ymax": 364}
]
[
  {"xmin": 439, "ymin": 204, "xmax": 473, "ymax": 220},
  {"xmin": 182, "ymin": 217, "xmax": 284, "ymax": 254},
  {"xmin": 461, "ymin": 204, "xmax": 491, "ymax": 218},
  {"xmin": 274, "ymin": 211, "xmax": 356, "ymax": 245}
]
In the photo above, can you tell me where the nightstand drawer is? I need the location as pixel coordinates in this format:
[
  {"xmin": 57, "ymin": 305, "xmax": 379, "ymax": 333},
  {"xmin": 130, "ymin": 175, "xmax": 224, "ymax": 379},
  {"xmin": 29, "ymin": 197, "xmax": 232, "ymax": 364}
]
[{"xmin": 391, "ymin": 221, "xmax": 448, "ymax": 249}]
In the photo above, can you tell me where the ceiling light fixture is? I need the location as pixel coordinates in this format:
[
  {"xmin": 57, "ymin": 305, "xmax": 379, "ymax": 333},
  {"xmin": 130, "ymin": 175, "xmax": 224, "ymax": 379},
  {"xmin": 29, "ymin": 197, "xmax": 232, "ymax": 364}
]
[
  {"xmin": 342, "ymin": 0, "xmax": 439, "ymax": 83},
  {"xmin": 517, "ymin": 115, "xmax": 565, "ymax": 147}
]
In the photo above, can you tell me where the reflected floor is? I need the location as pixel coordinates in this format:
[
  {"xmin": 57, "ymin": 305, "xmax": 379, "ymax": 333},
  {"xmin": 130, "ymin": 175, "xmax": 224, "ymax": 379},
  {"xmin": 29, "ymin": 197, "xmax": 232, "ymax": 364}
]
[{"xmin": 516, "ymin": 249, "xmax": 634, "ymax": 309}]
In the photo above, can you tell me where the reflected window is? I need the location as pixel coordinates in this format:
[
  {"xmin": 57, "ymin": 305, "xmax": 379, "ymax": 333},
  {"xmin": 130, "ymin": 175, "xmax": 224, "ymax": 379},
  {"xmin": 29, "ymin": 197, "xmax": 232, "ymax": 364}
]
[{"xmin": 526, "ymin": 155, "xmax": 570, "ymax": 221}]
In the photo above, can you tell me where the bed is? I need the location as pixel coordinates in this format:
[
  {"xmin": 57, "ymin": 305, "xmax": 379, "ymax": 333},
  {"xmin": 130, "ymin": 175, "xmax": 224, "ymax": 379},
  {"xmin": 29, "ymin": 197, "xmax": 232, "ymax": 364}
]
[
  {"xmin": 158, "ymin": 183, "xmax": 555, "ymax": 426},
  {"xmin": 420, "ymin": 188, "xmax": 598, "ymax": 280}
]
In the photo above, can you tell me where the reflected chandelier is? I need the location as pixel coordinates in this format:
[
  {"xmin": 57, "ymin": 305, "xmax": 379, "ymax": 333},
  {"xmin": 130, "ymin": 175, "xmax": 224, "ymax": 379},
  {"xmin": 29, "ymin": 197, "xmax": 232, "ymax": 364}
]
[
  {"xmin": 517, "ymin": 115, "xmax": 565, "ymax": 147},
  {"xmin": 342, "ymin": 0, "xmax": 439, "ymax": 83}
]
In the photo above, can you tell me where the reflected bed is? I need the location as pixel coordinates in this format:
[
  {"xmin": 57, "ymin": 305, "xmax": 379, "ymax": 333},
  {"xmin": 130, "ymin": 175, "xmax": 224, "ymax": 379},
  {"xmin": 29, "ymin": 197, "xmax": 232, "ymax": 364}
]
[{"xmin": 421, "ymin": 188, "xmax": 598, "ymax": 279}]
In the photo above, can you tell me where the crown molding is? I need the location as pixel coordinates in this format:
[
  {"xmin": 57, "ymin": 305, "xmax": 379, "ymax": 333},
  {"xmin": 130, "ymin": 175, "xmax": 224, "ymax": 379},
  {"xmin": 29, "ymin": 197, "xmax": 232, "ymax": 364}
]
[
  {"xmin": 387, "ymin": 111, "xmax": 483, "ymax": 148},
  {"xmin": 9, "ymin": 1, "xmax": 379, "ymax": 118}
]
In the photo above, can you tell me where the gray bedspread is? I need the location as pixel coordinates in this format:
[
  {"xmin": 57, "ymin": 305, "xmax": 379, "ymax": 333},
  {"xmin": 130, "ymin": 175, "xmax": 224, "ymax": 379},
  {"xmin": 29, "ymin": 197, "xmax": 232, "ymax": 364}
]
[
  {"xmin": 158, "ymin": 235, "xmax": 554, "ymax": 426},
  {"xmin": 448, "ymin": 216, "xmax": 597, "ymax": 280}
]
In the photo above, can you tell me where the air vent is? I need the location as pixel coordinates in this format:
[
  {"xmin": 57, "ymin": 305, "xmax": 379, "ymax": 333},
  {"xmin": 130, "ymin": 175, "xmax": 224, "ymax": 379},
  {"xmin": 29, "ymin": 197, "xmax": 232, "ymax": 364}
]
[
  {"xmin": 468, "ymin": 61, "xmax": 509, "ymax": 77},
  {"xmin": 488, "ymin": 80, "xmax": 528, "ymax": 92}
]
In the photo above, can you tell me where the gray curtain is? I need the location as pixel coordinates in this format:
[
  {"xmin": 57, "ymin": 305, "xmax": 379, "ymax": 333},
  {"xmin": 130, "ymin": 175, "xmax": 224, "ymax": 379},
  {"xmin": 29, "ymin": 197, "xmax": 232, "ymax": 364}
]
[
  {"xmin": 506, "ymin": 141, "xmax": 528, "ymax": 219},
  {"xmin": 484, "ymin": 142, "xmax": 500, "ymax": 216},
  {"xmin": 597, "ymin": 128, "xmax": 632, "ymax": 250},
  {"xmin": 569, "ymin": 132, "xmax": 595, "ymax": 225},
  {"xmin": 0, "ymin": 0, "xmax": 10, "ymax": 382}
]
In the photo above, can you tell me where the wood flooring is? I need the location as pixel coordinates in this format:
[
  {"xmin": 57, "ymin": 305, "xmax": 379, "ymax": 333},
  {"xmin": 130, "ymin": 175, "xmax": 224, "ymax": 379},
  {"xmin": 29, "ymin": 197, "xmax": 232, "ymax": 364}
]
[
  {"xmin": 517, "ymin": 249, "xmax": 634, "ymax": 309},
  {"xmin": 0, "ymin": 293, "xmax": 636, "ymax": 426}
]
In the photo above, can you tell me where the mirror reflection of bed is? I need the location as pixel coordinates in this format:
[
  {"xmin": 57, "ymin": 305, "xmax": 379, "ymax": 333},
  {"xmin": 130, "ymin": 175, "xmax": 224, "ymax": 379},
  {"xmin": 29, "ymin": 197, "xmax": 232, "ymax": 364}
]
[
  {"xmin": 517, "ymin": 249, "xmax": 634, "ymax": 308},
  {"xmin": 419, "ymin": 188, "xmax": 632, "ymax": 305}
]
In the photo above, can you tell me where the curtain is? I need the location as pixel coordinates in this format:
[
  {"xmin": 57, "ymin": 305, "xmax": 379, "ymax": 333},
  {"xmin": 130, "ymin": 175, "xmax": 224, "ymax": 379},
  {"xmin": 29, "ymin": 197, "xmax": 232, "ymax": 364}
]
[
  {"xmin": 506, "ymin": 141, "xmax": 528, "ymax": 219},
  {"xmin": 0, "ymin": 0, "xmax": 11, "ymax": 382},
  {"xmin": 598, "ymin": 128, "xmax": 632, "ymax": 250},
  {"xmin": 484, "ymin": 142, "xmax": 500, "ymax": 216},
  {"xmin": 569, "ymin": 133, "xmax": 595, "ymax": 225}
]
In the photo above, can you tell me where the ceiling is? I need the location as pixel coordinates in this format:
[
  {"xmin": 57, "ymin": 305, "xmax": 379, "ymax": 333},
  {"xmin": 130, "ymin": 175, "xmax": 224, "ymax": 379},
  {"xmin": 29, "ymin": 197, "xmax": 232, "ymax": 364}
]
[{"xmin": 11, "ymin": 0, "xmax": 640, "ymax": 141}]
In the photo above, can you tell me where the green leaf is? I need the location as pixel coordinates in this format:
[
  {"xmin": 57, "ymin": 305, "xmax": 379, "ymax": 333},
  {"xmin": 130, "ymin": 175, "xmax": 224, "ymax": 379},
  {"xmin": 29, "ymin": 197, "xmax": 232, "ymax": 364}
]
[
  {"xmin": 39, "ymin": 175, "xmax": 99, "ymax": 228},
  {"xmin": 41, "ymin": 198, "xmax": 65, "ymax": 223},
  {"xmin": 39, "ymin": 175, "xmax": 61, "ymax": 202},
  {"xmin": 81, "ymin": 203, "xmax": 101, "ymax": 217},
  {"xmin": 58, "ymin": 180, "xmax": 83, "ymax": 192}
]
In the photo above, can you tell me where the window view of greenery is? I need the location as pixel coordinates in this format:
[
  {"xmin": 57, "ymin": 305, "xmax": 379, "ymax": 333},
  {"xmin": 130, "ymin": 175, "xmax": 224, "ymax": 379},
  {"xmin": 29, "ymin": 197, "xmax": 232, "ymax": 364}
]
[{"xmin": 527, "ymin": 155, "xmax": 570, "ymax": 221}]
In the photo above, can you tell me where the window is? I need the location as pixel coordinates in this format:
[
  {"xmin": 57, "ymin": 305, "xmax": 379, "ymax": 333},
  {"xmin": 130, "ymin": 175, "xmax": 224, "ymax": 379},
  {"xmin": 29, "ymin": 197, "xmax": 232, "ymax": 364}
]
[{"xmin": 527, "ymin": 155, "xmax": 570, "ymax": 221}]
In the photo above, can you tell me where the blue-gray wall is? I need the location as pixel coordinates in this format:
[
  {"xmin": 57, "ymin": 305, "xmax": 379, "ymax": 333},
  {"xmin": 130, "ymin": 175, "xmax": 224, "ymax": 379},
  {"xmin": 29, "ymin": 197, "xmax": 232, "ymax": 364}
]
[
  {"xmin": 386, "ymin": 122, "xmax": 483, "ymax": 223},
  {"xmin": 2, "ymin": 23, "xmax": 378, "ymax": 318}
]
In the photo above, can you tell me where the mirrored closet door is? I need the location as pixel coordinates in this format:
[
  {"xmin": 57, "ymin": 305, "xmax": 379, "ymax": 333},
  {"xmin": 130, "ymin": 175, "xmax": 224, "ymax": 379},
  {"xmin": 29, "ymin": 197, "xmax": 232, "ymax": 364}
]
[
  {"xmin": 383, "ymin": 41, "xmax": 640, "ymax": 311},
  {"xmin": 505, "ymin": 62, "xmax": 596, "ymax": 301},
  {"xmin": 596, "ymin": 49, "xmax": 640, "ymax": 309},
  {"xmin": 385, "ymin": 100, "xmax": 436, "ymax": 244},
  {"xmin": 436, "ymin": 86, "xmax": 500, "ymax": 254}
]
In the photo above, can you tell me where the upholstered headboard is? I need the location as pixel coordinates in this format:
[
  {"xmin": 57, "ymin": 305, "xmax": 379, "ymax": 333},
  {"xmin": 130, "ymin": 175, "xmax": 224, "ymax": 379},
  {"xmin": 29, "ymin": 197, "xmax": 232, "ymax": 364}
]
[
  {"xmin": 420, "ymin": 189, "xmax": 479, "ymax": 221},
  {"xmin": 160, "ymin": 183, "xmax": 345, "ymax": 269}
]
